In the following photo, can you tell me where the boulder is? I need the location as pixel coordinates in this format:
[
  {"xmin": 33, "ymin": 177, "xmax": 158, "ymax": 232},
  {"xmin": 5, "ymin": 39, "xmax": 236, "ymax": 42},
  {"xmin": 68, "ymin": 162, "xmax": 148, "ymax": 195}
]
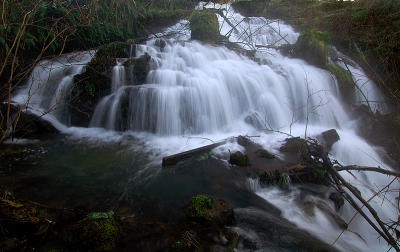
[
  {"xmin": 0, "ymin": 103, "xmax": 59, "ymax": 139},
  {"xmin": 189, "ymin": 10, "xmax": 220, "ymax": 43},
  {"xmin": 317, "ymin": 129, "xmax": 340, "ymax": 151},
  {"xmin": 229, "ymin": 151, "xmax": 250, "ymax": 166},
  {"xmin": 154, "ymin": 38, "xmax": 167, "ymax": 50},
  {"xmin": 63, "ymin": 211, "xmax": 120, "ymax": 252}
]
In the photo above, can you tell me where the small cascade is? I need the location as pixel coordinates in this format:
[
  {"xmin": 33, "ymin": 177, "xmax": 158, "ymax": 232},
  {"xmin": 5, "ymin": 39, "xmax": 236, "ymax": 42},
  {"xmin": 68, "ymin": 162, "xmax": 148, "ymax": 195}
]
[
  {"xmin": 111, "ymin": 58, "xmax": 127, "ymax": 92},
  {"xmin": 13, "ymin": 51, "xmax": 94, "ymax": 125},
  {"xmin": 12, "ymin": 2, "xmax": 397, "ymax": 251}
]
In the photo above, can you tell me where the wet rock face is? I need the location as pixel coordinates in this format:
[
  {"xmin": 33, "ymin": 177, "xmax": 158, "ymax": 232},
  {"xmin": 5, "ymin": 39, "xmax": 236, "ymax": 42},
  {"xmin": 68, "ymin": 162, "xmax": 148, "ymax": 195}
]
[
  {"xmin": 131, "ymin": 53, "xmax": 151, "ymax": 85},
  {"xmin": 70, "ymin": 42, "xmax": 131, "ymax": 127},
  {"xmin": 0, "ymin": 103, "xmax": 59, "ymax": 139}
]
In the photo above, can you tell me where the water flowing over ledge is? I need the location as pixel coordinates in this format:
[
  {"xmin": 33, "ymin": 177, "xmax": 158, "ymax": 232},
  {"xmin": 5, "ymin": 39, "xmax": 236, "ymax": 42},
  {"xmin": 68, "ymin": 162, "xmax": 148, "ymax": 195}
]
[{"xmin": 11, "ymin": 2, "xmax": 396, "ymax": 251}]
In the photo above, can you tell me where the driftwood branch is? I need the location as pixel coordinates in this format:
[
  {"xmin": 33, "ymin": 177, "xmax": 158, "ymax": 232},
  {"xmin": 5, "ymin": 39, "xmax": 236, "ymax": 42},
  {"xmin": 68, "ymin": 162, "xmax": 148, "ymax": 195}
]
[
  {"xmin": 336, "ymin": 165, "xmax": 400, "ymax": 177},
  {"xmin": 328, "ymin": 166, "xmax": 399, "ymax": 251}
]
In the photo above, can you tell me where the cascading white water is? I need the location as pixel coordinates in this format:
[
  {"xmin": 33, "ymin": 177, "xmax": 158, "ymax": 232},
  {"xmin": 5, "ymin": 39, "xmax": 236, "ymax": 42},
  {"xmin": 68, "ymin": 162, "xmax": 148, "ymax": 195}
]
[
  {"xmin": 13, "ymin": 51, "xmax": 94, "ymax": 126},
  {"xmin": 13, "ymin": 2, "xmax": 397, "ymax": 251},
  {"xmin": 111, "ymin": 59, "xmax": 127, "ymax": 92}
]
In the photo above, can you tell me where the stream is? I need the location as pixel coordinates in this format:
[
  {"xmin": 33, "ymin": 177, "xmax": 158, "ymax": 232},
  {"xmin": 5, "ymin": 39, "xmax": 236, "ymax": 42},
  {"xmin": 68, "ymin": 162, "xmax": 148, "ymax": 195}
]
[{"xmin": 3, "ymin": 2, "xmax": 398, "ymax": 251}]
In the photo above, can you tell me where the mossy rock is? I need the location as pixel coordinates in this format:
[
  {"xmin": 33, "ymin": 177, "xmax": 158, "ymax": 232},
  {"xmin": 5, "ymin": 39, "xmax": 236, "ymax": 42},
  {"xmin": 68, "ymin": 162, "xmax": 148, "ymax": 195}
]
[
  {"xmin": 327, "ymin": 64, "xmax": 355, "ymax": 102},
  {"xmin": 88, "ymin": 41, "xmax": 130, "ymax": 73},
  {"xmin": 229, "ymin": 151, "xmax": 250, "ymax": 166},
  {"xmin": 63, "ymin": 211, "xmax": 120, "ymax": 252},
  {"xmin": 186, "ymin": 195, "xmax": 213, "ymax": 220},
  {"xmin": 231, "ymin": 0, "xmax": 268, "ymax": 17},
  {"xmin": 70, "ymin": 41, "xmax": 132, "ymax": 126},
  {"xmin": 293, "ymin": 29, "xmax": 330, "ymax": 68},
  {"xmin": 189, "ymin": 10, "xmax": 220, "ymax": 43},
  {"xmin": 185, "ymin": 195, "xmax": 235, "ymax": 227}
]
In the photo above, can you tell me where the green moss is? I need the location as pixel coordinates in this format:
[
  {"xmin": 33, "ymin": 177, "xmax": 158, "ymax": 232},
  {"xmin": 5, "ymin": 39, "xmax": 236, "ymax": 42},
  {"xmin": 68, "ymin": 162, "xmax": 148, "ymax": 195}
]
[
  {"xmin": 87, "ymin": 210, "xmax": 115, "ymax": 220},
  {"xmin": 188, "ymin": 195, "xmax": 213, "ymax": 219},
  {"xmin": 84, "ymin": 81, "xmax": 95, "ymax": 97},
  {"xmin": 327, "ymin": 64, "xmax": 355, "ymax": 102},
  {"xmin": 294, "ymin": 29, "xmax": 330, "ymax": 67},
  {"xmin": 64, "ymin": 211, "xmax": 119, "ymax": 252},
  {"xmin": 189, "ymin": 10, "xmax": 220, "ymax": 42},
  {"xmin": 89, "ymin": 41, "xmax": 129, "ymax": 72}
]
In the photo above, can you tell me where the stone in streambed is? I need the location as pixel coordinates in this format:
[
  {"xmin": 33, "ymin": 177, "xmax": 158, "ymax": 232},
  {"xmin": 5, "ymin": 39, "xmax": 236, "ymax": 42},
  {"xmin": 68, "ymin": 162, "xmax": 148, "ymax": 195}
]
[{"xmin": 63, "ymin": 211, "xmax": 120, "ymax": 252}]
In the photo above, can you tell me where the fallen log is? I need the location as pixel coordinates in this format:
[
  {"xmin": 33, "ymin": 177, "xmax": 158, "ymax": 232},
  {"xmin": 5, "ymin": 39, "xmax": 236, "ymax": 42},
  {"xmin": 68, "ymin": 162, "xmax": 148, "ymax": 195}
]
[{"xmin": 162, "ymin": 140, "xmax": 227, "ymax": 167}]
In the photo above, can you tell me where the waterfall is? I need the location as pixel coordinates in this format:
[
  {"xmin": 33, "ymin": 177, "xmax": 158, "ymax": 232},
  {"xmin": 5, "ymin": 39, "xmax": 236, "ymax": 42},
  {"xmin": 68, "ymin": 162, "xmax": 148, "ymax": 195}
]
[
  {"xmin": 13, "ymin": 51, "xmax": 94, "ymax": 125},
  {"xmin": 111, "ymin": 58, "xmax": 127, "ymax": 92},
  {"xmin": 13, "ymin": 2, "xmax": 396, "ymax": 251}
]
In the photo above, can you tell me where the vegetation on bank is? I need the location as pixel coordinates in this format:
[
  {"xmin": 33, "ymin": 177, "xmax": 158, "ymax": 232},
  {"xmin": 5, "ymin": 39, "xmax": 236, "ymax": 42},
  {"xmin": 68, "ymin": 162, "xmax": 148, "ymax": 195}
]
[{"xmin": 233, "ymin": 0, "xmax": 400, "ymax": 104}]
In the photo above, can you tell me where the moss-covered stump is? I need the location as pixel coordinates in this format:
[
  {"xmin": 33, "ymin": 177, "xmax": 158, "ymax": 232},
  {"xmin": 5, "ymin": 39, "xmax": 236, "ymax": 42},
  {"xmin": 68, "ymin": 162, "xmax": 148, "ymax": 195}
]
[
  {"xmin": 292, "ymin": 29, "xmax": 331, "ymax": 68},
  {"xmin": 63, "ymin": 211, "xmax": 120, "ymax": 252},
  {"xmin": 189, "ymin": 10, "xmax": 220, "ymax": 43},
  {"xmin": 70, "ymin": 42, "xmax": 131, "ymax": 127}
]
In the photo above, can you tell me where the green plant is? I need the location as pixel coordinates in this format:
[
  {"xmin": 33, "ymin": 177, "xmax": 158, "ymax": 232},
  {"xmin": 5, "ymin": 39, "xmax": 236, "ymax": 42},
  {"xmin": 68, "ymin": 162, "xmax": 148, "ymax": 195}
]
[
  {"xmin": 85, "ymin": 81, "xmax": 96, "ymax": 96},
  {"xmin": 189, "ymin": 194, "xmax": 213, "ymax": 219}
]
